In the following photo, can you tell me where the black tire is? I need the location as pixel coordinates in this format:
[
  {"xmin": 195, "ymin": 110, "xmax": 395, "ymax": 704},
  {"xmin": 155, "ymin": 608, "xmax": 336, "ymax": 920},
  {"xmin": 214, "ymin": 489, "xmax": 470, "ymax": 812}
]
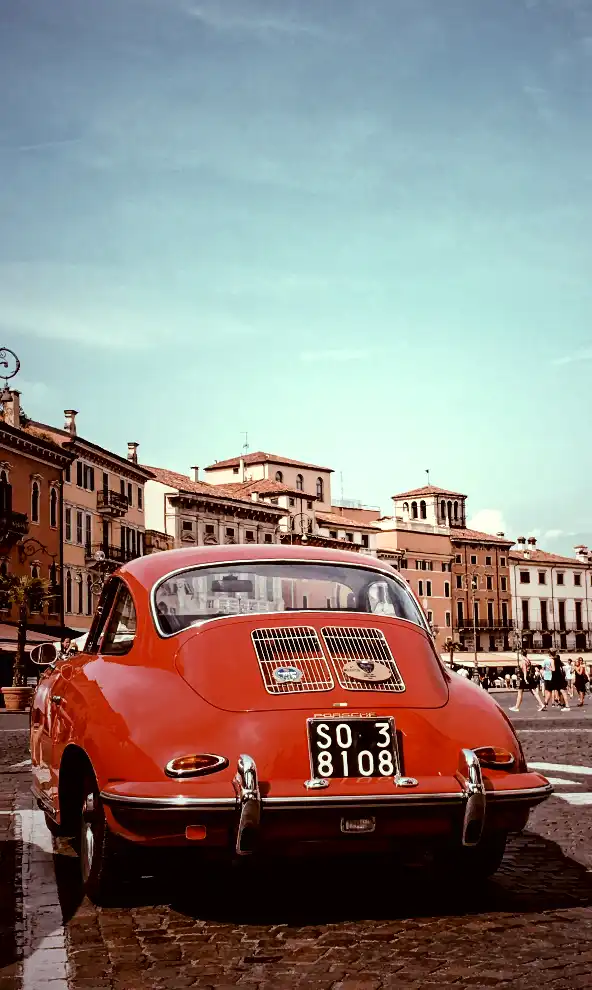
[
  {"xmin": 78, "ymin": 773, "xmax": 121, "ymax": 905},
  {"xmin": 437, "ymin": 832, "xmax": 507, "ymax": 882}
]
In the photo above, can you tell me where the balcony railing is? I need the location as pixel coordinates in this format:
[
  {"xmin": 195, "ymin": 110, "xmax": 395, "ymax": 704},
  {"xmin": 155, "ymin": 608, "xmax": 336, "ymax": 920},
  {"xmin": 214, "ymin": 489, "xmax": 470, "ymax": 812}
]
[
  {"xmin": 0, "ymin": 509, "xmax": 29, "ymax": 548},
  {"xmin": 517, "ymin": 621, "xmax": 590, "ymax": 633},
  {"xmin": 85, "ymin": 543, "xmax": 141, "ymax": 566},
  {"xmin": 96, "ymin": 490, "xmax": 129, "ymax": 517},
  {"xmin": 144, "ymin": 530, "xmax": 175, "ymax": 553},
  {"xmin": 456, "ymin": 618, "xmax": 514, "ymax": 631}
]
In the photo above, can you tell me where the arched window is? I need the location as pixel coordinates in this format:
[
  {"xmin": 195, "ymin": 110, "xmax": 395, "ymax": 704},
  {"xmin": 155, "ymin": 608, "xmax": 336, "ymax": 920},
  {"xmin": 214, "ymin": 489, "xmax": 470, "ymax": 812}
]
[
  {"xmin": 411, "ymin": 501, "xmax": 418, "ymax": 519},
  {"xmin": 420, "ymin": 500, "xmax": 427, "ymax": 519},
  {"xmin": 316, "ymin": 477, "xmax": 324, "ymax": 501},
  {"xmin": 31, "ymin": 563, "xmax": 40, "ymax": 580},
  {"xmin": 453, "ymin": 501, "xmax": 458, "ymax": 521},
  {"xmin": 31, "ymin": 480, "xmax": 40, "ymax": 523},
  {"xmin": 275, "ymin": 471, "xmax": 283, "ymax": 483},
  {"xmin": 403, "ymin": 501, "xmax": 409, "ymax": 514},
  {"xmin": 440, "ymin": 500, "xmax": 446, "ymax": 520},
  {"xmin": 66, "ymin": 571, "xmax": 72, "ymax": 614},
  {"xmin": 0, "ymin": 471, "xmax": 10, "ymax": 515},
  {"xmin": 50, "ymin": 487, "xmax": 58, "ymax": 528},
  {"xmin": 86, "ymin": 575, "xmax": 93, "ymax": 615},
  {"xmin": 296, "ymin": 474, "xmax": 304, "ymax": 491},
  {"xmin": 77, "ymin": 573, "xmax": 83, "ymax": 614},
  {"xmin": 447, "ymin": 500, "xmax": 452, "ymax": 523}
]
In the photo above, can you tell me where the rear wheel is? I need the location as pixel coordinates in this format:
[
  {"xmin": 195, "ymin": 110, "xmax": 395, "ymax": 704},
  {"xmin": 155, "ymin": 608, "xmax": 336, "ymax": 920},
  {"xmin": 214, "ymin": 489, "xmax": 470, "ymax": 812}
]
[{"xmin": 78, "ymin": 774, "xmax": 121, "ymax": 905}]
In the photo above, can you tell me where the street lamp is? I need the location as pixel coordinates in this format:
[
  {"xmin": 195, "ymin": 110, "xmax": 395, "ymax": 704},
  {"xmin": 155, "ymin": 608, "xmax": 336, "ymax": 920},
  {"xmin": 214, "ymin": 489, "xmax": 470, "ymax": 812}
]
[{"xmin": 469, "ymin": 571, "xmax": 479, "ymax": 681}]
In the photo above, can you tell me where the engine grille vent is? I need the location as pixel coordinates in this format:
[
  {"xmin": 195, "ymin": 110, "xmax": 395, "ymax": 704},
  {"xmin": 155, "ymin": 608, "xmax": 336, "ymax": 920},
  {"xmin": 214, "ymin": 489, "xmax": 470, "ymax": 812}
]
[
  {"xmin": 321, "ymin": 627, "xmax": 405, "ymax": 693},
  {"xmin": 251, "ymin": 627, "xmax": 334, "ymax": 694}
]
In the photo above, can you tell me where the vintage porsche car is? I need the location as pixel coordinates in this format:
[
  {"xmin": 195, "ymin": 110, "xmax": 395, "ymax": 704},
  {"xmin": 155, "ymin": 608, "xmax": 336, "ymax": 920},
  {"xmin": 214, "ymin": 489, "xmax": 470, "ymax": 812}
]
[{"xmin": 30, "ymin": 545, "xmax": 552, "ymax": 903}]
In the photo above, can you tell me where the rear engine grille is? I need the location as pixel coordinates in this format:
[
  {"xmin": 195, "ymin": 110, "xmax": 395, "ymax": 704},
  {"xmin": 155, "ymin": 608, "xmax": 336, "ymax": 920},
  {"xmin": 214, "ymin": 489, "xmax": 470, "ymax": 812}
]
[
  {"xmin": 321, "ymin": 627, "xmax": 405, "ymax": 693},
  {"xmin": 252, "ymin": 627, "xmax": 334, "ymax": 694}
]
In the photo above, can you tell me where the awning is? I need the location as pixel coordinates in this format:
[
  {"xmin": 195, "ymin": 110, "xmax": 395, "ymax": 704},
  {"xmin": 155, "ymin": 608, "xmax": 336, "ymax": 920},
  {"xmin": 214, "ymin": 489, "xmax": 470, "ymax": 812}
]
[
  {"xmin": 441, "ymin": 651, "xmax": 592, "ymax": 668},
  {"xmin": 0, "ymin": 622, "xmax": 83, "ymax": 653}
]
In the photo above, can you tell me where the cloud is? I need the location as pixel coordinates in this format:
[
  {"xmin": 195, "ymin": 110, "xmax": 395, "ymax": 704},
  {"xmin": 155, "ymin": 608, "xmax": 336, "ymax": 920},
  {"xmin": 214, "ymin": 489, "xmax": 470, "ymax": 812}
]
[
  {"xmin": 552, "ymin": 348, "xmax": 592, "ymax": 366},
  {"xmin": 0, "ymin": 263, "xmax": 255, "ymax": 350},
  {"xmin": 467, "ymin": 508, "xmax": 509, "ymax": 536},
  {"xmin": 12, "ymin": 379, "xmax": 51, "ymax": 403},
  {"xmin": 543, "ymin": 528, "xmax": 564, "ymax": 541},
  {"xmin": 299, "ymin": 349, "xmax": 371, "ymax": 363},
  {"xmin": 182, "ymin": 1, "xmax": 329, "ymax": 39}
]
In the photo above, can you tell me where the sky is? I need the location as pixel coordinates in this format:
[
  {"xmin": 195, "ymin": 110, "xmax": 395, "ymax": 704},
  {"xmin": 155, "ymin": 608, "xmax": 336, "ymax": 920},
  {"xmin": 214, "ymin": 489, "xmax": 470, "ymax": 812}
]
[{"xmin": 2, "ymin": 0, "xmax": 592, "ymax": 555}]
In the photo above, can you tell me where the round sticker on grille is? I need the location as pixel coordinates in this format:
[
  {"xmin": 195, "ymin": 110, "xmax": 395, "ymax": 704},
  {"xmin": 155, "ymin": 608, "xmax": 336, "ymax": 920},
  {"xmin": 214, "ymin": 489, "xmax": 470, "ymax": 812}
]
[
  {"xmin": 343, "ymin": 660, "xmax": 392, "ymax": 683},
  {"xmin": 273, "ymin": 666, "xmax": 304, "ymax": 683}
]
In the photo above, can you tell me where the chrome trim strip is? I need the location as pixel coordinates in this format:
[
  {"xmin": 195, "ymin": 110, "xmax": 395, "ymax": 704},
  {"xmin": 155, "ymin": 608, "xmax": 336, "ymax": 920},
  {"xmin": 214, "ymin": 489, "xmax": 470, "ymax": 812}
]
[
  {"xmin": 100, "ymin": 783, "xmax": 552, "ymax": 812},
  {"xmin": 149, "ymin": 557, "xmax": 428, "ymax": 639},
  {"xmin": 31, "ymin": 785, "xmax": 56, "ymax": 818},
  {"xmin": 100, "ymin": 792, "xmax": 236, "ymax": 809}
]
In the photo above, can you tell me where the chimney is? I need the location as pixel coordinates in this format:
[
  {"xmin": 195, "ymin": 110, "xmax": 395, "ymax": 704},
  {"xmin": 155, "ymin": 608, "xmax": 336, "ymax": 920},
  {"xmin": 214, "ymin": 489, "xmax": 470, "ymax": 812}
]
[
  {"xmin": 527, "ymin": 536, "xmax": 537, "ymax": 546},
  {"xmin": 496, "ymin": 531, "xmax": 505, "ymax": 538},
  {"xmin": 127, "ymin": 442, "xmax": 139, "ymax": 464},
  {"xmin": 239, "ymin": 457, "xmax": 245, "ymax": 481},
  {"xmin": 191, "ymin": 466, "xmax": 199, "ymax": 482},
  {"xmin": 64, "ymin": 409, "xmax": 78, "ymax": 436},
  {"xmin": 517, "ymin": 536, "xmax": 526, "ymax": 545},
  {"xmin": 251, "ymin": 492, "xmax": 259, "ymax": 501},
  {"xmin": 2, "ymin": 390, "xmax": 21, "ymax": 428}
]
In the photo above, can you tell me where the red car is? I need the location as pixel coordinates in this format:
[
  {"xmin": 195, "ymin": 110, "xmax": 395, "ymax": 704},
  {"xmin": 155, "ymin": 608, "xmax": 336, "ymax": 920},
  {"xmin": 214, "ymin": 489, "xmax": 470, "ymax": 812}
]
[{"xmin": 30, "ymin": 545, "xmax": 551, "ymax": 903}]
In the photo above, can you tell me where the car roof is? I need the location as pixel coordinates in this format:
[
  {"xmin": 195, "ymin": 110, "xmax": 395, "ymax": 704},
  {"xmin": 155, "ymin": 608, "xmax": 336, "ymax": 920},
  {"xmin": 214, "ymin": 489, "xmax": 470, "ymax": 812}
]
[{"xmin": 120, "ymin": 544, "xmax": 398, "ymax": 589}]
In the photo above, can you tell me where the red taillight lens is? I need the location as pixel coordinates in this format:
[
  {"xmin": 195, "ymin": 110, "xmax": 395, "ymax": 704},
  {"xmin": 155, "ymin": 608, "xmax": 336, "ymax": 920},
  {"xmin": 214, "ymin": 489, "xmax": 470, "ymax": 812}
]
[
  {"xmin": 165, "ymin": 754, "xmax": 228, "ymax": 778},
  {"xmin": 474, "ymin": 747, "xmax": 515, "ymax": 770}
]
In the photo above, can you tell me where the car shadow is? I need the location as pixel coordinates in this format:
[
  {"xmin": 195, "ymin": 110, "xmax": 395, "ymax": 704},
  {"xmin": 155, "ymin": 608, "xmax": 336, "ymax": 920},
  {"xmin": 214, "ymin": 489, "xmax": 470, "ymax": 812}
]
[{"xmin": 90, "ymin": 828, "xmax": 592, "ymax": 923}]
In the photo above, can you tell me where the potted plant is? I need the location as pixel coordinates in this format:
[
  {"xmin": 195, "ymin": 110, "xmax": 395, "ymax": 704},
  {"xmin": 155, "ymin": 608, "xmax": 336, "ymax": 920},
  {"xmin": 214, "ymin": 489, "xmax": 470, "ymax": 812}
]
[{"xmin": 0, "ymin": 574, "xmax": 55, "ymax": 711}]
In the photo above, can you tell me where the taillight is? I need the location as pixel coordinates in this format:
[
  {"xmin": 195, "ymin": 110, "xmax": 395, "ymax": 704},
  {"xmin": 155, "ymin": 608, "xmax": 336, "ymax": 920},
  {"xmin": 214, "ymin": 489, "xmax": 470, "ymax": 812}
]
[
  {"xmin": 165, "ymin": 754, "xmax": 228, "ymax": 778},
  {"xmin": 474, "ymin": 746, "xmax": 515, "ymax": 770}
]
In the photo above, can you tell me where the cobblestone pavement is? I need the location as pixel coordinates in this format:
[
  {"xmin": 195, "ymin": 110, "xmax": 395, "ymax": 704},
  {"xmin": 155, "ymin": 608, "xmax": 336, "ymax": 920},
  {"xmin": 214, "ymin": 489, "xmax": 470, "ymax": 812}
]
[{"xmin": 2, "ymin": 710, "xmax": 592, "ymax": 990}]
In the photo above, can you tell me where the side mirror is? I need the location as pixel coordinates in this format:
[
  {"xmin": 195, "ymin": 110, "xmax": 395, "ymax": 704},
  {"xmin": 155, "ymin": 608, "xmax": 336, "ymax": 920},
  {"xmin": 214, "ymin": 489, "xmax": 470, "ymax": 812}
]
[{"xmin": 30, "ymin": 643, "xmax": 57, "ymax": 667}]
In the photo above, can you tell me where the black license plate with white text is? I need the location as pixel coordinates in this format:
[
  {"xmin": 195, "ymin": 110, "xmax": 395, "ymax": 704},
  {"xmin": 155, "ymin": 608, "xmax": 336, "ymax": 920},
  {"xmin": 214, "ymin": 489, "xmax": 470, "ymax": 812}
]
[{"xmin": 307, "ymin": 718, "xmax": 398, "ymax": 779}]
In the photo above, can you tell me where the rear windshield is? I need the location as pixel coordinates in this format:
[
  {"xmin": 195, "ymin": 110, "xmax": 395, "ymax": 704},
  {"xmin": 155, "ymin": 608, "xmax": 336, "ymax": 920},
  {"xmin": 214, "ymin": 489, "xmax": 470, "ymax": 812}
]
[{"xmin": 153, "ymin": 561, "xmax": 426, "ymax": 635}]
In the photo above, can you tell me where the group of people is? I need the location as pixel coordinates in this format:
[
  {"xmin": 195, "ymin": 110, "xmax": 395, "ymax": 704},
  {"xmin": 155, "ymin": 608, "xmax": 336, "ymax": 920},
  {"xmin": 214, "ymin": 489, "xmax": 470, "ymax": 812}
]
[{"xmin": 509, "ymin": 650, "xmax": 589, "ymax": 713}]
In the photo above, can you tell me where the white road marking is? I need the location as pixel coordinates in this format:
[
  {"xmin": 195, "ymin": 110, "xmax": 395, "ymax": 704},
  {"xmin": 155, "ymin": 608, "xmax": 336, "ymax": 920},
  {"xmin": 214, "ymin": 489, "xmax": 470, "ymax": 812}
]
[
  {"xmin": 554, "ymin": 793, "xmax": 592, "ymax": 806},
  {"xmin": 519, "ymin": 729, "xmax": 592, "ymax": 734},
  {"xmin": 543, "ymin": 777, "xmax": 581, "ymax": 786},
  {"xmin": 16, "ymin": 808, "xmax": 68, "ymax": 990},
  {"xmin": 528, "ymin": 761, "xmax": 592, "ymax": 776}
]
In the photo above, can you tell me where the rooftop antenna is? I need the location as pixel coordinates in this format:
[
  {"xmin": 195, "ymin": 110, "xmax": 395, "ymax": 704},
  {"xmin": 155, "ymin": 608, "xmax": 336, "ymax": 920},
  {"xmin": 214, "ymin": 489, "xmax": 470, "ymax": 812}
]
[
  {"xmin": 426, "ymin": 468, "xmax": 430, "ymax": 485},
  {"xmin": 242, "ymin": 432, "xmax": 249, "ymax": 455}
]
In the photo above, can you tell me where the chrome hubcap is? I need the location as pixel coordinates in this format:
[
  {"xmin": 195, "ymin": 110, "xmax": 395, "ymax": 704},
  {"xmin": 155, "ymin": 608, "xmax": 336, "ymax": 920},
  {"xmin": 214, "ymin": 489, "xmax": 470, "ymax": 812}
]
[{"xmin": 81, "ymin": 791, "xmax": 96, "ymax": 882}]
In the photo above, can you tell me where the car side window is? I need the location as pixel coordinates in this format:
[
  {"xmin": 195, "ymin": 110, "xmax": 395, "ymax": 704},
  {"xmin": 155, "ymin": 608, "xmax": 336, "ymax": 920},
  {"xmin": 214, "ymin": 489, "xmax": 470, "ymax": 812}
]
[{"xmin": 100, "ymin": 585, "xmax": 137, "ymax": 656}]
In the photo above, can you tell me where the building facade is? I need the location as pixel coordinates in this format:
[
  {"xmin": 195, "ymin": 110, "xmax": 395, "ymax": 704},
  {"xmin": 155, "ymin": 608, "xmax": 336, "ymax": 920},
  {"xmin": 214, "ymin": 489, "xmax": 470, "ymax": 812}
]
[
  {"xmin": 144, "ymin": 467, "xmax": 288, "ymax": 549},
  {"xmin": 30, "ymin": 411, "xmax": 153, "ymax": 632},
  {"xmin": 450, "ymin": 528, "xmax": 514, "ymax": 655},
  {"xmin": 0, "ymin": 389, "xmax": 75, "ymax": 653},
  {"xmin": 510, "ymin": 538, "xmax": 591, "ymax": 653},
  {"xmin": 203, "ymin": 451, "xmax": 333, "ymax": 510}
]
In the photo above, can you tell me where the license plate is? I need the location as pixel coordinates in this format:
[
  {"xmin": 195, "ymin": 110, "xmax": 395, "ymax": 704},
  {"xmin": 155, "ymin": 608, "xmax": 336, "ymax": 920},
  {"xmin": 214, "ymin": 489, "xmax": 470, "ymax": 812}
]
[{"xmin": 307, "ymin": 717, "xmax": 398, "ymax": 779}]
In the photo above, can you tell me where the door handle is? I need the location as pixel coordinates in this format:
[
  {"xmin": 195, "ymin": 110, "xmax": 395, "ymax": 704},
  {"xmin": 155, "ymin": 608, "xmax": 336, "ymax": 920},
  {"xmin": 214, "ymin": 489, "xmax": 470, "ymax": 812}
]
[{"xmin": 51, "ymin": 696, "xmax": 62, "ymax": 706}]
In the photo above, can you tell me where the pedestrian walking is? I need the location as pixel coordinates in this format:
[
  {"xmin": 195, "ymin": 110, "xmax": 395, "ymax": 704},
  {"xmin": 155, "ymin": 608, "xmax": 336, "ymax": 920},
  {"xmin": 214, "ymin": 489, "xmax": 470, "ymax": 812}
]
[
  {"xmin": 574, "ymin": 657, "xmax": 589, "ymax": 707},
  {"xmin": 565, "ymin": 659, "xmax": 575, "ymax": 699},
  {"xmin": 509, "ymin": 650, "xmax": 545, "ymax": 712},
  {"xmin": 545, "ymin": 651, "xmax": 570, "ymax": 711}
]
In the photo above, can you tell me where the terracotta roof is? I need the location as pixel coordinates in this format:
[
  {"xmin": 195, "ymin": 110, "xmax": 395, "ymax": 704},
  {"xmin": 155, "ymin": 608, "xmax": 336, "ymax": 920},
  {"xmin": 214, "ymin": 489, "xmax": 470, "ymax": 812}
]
[
  {"xmin": 29, "ymin": 420, "xmax": 154, "ymax": 478},
  {"xmin": 142, "ymin": 465, "xmax": 287, "ymax": 512},
  {"xmin": 222, "ymin": 479, "xmax": 318, "ymax": 500},
  {"xmin": 510, "ymin": 548, "xmax": 588, "ymax": 567},
  {"xmin": 316, "ymin": 510, "xmax": 376, "ymax": 532},
  {"xmin": 204, "ymin": 451, "xmax": 334, "ymax": 473},
  {"xmin": 451, "ymin": 528, "xmax": 513, "ymax": 546},
  {"xmin": 392, "ymin": 485, "xmax": 467, "ymax": 500}
]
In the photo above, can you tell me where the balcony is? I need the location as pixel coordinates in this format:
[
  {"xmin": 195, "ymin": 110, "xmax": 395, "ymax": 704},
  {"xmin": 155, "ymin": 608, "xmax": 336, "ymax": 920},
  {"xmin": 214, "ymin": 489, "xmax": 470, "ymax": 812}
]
[
  {"xmin": 144, "ymin": 530, "xmax": 175, "ymax": 553},
  {"xmin": 85, "ymin": 543, "xmax": 141, "ymax": 567},
  {"xmin": 96, "ymin": 490, "xmax": 129, "ymax": 518},
  {"xmin": 518, "ymin": 621, "xmax": 589, "ymax": 633},
  {"xmin": 456, "ymin": 618, "xmax": 514, "ymax": 631},
  {"xmin": 0, "ymin": 509, "xmax": 29, "ymax": 550}
]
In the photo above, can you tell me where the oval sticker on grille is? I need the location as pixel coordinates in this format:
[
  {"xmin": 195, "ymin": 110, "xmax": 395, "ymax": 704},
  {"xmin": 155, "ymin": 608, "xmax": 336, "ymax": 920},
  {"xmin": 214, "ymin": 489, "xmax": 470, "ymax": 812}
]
[
  {"xmin": 343, "ymin": 660, "xmax": 392, "ymax": 683},
  {"xmin": 273, "ymin": 666, "xmax": 304, "ymax": 683}
]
